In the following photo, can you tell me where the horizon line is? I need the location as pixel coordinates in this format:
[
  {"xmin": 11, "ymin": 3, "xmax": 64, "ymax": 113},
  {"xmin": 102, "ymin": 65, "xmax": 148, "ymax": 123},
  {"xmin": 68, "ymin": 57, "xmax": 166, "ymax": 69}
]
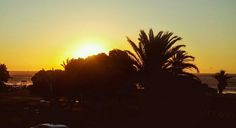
[{"xmin": 9, "ymin": 70, "xmax": 236, "ymax": 74}]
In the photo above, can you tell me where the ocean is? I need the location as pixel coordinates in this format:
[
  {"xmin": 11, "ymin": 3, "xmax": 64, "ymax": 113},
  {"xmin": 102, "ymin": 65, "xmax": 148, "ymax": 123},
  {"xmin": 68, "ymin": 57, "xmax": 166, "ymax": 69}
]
[
  {"xmin": 198, "ymin": 73, "xmax": 236, "ymax": 93},
  {"xmin": 6, "ymin": 71, "xmax": 236, "ymax": 93},
  {"xmin": 6, "ymin": 71, "xmax": 36, "ymax": 86}
]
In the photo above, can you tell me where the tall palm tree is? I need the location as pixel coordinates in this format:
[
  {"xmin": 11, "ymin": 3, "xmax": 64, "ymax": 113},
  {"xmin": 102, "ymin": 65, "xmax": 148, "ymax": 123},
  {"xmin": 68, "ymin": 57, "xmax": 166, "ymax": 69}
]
[
  {"xmin": 127, "ymin": 29, "xmax": 183, "ymax": 72},
  {"xmin": 213, "ymin": 70, "xmax": 232, "ymax": 94},
  {"xmin": 126, "ymin": 29, "xmax": 199, "ymax": 81}
]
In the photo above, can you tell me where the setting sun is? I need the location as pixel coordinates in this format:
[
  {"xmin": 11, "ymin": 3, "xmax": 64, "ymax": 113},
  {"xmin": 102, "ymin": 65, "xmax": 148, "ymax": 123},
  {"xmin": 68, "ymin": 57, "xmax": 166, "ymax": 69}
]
[
  {"xmin": 73, "ymin": 43, "xmax": 105, "ymax": 58},
  {"xmin": 1, "ymin": 1, "xmax": 236, "ymax": 127}
]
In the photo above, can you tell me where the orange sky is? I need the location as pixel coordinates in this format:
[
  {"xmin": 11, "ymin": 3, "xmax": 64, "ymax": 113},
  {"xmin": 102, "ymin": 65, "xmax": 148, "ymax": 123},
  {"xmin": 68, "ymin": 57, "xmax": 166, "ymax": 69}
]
[{"xmin": 0, "ymin": 0, "xmax": 236, "ymax": 73}]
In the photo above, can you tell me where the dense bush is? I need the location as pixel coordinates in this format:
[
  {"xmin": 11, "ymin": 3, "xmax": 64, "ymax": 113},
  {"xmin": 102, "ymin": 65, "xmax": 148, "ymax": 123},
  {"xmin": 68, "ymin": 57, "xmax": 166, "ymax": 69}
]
[
  {"xmin": 0, "ymin": 64, "xmax": 10, "ymax": 91},
  {"xmin": 30, "ymin": 50, "xmax": 138, "ymax": 107}
]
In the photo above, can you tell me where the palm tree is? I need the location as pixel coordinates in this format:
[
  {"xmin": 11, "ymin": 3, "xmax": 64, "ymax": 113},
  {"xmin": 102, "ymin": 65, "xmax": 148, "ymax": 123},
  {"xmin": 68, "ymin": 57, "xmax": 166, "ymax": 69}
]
[
  {"xmin": 165, "ymin": 50, "xmax": 199, "ymax": 80},
  {"xmin": 213, "ymin": 70, "xmax": 232, "ymax": 94},
  {"xmin": 126, "ymin": 29, "xmax": 202, "ymax": 127},
  {"xmin": 126, "ymin": 29, "xmax": 199, "ymax": 84},
  {"xmin": 0, "ymin": 64, "xmax": 10, "ymax": 86}
]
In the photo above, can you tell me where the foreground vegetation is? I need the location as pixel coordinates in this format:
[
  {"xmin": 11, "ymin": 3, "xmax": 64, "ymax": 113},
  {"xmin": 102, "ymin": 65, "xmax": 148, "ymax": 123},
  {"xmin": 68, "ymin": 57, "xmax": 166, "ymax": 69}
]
[{"xmin": 0, "ymin": 29, "xmax": 235, "ymax": 128}]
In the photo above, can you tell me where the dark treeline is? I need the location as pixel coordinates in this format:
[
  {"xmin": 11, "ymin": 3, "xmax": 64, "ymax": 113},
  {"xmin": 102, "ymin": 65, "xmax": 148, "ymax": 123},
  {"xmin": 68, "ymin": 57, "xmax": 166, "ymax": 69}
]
[
  {"xmin": 0, "ymin": 64, "xmax": 10, "ymax": 91},
  {"xmin": 28, "ymin": 29, "xmax": 219, "ymax": 127},
  {"xmin": 2, "ymin": 29, "xmax": 234, "ymax": 128},
  {"xmin": 30, "ymin": 50, "xmax": 139, "ymax": 108}
]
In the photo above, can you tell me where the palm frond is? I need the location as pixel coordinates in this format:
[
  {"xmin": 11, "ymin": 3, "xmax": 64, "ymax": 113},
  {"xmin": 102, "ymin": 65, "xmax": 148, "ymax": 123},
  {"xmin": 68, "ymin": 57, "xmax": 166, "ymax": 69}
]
[
  {"xmin": 149, "ymin": 29, "xmax": 154, "ymax": 42},
  {"xmin": 163, "ymin": 45, "xmax": 186, "ymax": 61},
  {"xmin": 127, "ymin": 37, "xmax": 143, "ymax": 61},
  {"xmin": 139, "ymin": 30, "xmax": 149, "ymax": 45},
  {"xmin": 155, "ymin": 31, "xmax": 164, "ymax": 41},
  {"xmin": 181, "ymin": 63, "xmax": 199, "ymax": 73},
  {"xmin": 125, "ymin": 50, "xmax": 143, "ymax": 70},
  {"xmin": 180, "ymin": 71, "xmax": 201, "ymax": 81}
]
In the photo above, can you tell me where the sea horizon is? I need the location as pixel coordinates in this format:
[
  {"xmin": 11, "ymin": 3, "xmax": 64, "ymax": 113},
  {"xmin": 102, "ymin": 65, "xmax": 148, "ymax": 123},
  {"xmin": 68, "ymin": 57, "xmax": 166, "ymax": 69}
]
[
  {"xmin": 6, "ymin": 71, "xmax": 236, "ymax": 94},
  {"xmin": 9, "ymin": 70, "xmax": 236, "ymax": 74}
]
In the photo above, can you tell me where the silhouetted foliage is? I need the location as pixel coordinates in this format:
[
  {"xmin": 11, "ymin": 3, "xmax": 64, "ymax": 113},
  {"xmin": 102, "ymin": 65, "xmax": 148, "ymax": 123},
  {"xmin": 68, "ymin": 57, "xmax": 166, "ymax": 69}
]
[
  {"xmin": 62, "ymin": 50, "xmax": 138, "ymax": 108},
  {"xmin": 29, "ymin": 29, "xmax": 217, "ymax": 127},
  {"xmin": 213, "ymin": 70, "xmax": 232, "ymax": 94},
  {"xmin": 126, "ymin": 29, "xmax": 199, "ymax": 82},
  {"xmin": 0, "ymin": 64, "xmax": 10, "ymax": 83},
  {"xmin": 31, "ymin": 70, "xmax": 66, "ymax": 101},
  {"xmin": 165, "ymin": 50, "xmax": 200, "ymax": 80},
  {"xmin": 125, "ymin": 29, "xmax": 207, "ymax": 127},
  {"xmin": 0, "ymin": 64, "xmax": 10, "ymax": 91},
  {"xmin": 31, "ymin": 50, "xmax": 138, "ymax": 108}
]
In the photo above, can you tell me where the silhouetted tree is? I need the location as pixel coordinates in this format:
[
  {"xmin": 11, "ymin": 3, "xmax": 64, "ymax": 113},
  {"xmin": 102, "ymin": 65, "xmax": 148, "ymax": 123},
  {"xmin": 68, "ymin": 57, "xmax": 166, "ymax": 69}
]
[
  {"xmin": 126, "ymin": 29, "xmax": 199, "ymax": 83},
  {"xmin": 0, "ymin": 64, "xmax": 10, "ymax": 82},
  {"xmin": 61, "ymin": 53, "xmax": 111, "ymax": 107},
  {"xmin": 165, "ymin": 50, "xmax": 199, "ymax": 80},
  {"xmin": 31, "ymin": 69, "xmax": 66, "ymax": 102},
  {"xmin": 0, "ymin": 64, "xmax": 10, "ymax": 90},
  {"xmin": 61, "ymin": 58, "xmax": 85, "ymax": 73},
  {"xmin": 108, "ymin": 49, "xmax": 138, "ymax": 99},
  {"xmin": 127, "ymin": 29, "xmax": 181, "ymax": 70},
  {"xmin": 126, "ymin": 29, "xmax": 204, "ymax": 127},
  {"xmin": 31, "ymin": 51, "xmax": 139, "ymax": 108},
  {"xmin": 60, "ymin": 51, "xmax": 138, "ymax": 108},
  {"xmin": 213, "ymin": 70, "xmax": 232, "ymax": 94}
]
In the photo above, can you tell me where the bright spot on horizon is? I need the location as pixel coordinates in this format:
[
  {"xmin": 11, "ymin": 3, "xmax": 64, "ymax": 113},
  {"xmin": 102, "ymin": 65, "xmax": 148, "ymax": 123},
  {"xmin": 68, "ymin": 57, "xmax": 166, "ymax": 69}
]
[{"xmin": 73, "ymin": 43, "xmax": 105, "ymax": 58}]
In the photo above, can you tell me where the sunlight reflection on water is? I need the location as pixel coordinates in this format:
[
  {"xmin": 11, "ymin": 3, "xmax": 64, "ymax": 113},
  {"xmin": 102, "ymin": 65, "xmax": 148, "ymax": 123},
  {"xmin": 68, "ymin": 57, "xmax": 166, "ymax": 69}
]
[{"xmin": 6, "ymin": 71, "xmax": 35, "ymax": 86}]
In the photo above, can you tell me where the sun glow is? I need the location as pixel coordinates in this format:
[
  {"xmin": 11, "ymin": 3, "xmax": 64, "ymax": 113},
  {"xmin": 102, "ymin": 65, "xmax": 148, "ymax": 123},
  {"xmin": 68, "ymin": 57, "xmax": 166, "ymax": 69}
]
[{"xmin": 73, "ymin": 43, "xmax": 105, "ymax": 58}]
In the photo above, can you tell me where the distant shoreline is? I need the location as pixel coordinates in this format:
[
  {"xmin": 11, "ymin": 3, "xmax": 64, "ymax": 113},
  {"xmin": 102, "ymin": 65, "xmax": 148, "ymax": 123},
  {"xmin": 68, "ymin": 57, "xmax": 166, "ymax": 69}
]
[
  {"xmin": 8, "ymin": 71, "xmax": 236, "ymax": 74},
  {"xmin": 5, "ymin": 71, "xmax": 236, "ymax": 94},
  {"xmin": 9, "ymin": 71, "xmax": 37, "ymax": 76}
]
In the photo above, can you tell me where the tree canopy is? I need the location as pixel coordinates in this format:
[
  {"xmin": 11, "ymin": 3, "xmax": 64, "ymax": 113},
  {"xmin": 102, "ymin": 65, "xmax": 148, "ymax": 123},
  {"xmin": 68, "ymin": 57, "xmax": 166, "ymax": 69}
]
[
  {"xmin": 214, "ymin": 70, "xmax": 232, "ymax": 94},
  {"xmin": 0, "ymin": 64, "xmax": 10, "ymax": 85}
]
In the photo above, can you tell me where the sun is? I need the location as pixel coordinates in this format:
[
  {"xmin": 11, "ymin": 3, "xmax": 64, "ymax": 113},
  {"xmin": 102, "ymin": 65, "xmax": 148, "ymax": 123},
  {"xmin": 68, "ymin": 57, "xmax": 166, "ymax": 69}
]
[{"xmin": 73, "ymin": 43, "xmax": 105, "ymax": 58}]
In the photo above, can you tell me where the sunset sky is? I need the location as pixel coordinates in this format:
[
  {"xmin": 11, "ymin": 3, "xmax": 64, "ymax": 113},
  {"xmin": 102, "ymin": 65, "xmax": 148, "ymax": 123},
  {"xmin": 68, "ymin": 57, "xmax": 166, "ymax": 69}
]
[{"xmin": 0, "ymin": 0, "xmax": 236, "ymax": 73}]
